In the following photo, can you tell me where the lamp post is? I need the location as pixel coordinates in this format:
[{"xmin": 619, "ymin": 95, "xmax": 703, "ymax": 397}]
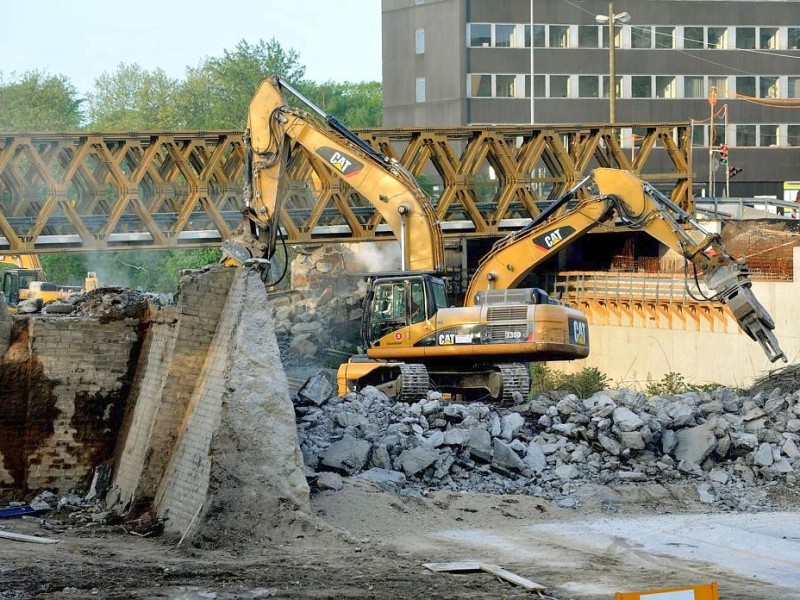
[
  {"xmin": 595, "ymin": 3, "xmax": 630, "ymax": 124},
  {"xmin": 530, "ymin": 0, "xmax": 534, "ymax": 124}
]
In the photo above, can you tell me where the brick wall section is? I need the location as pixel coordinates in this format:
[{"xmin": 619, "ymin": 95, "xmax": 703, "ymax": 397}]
[
  {"xmin": 109, "ymin": 266, "xmax": 236, "ymax": 513},
  {"xmin": 0, "ymin": 317, "xmax": 139, "ymax": 497}
]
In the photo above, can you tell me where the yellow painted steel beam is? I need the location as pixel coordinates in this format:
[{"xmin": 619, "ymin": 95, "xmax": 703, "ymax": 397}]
[{"xmin": 0, "ymin": 124, "xmax": 692, "ymax": 254}]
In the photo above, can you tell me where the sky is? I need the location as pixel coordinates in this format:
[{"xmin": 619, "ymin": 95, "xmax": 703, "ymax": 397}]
[{"xmin": 0, "ymin": 0, "xmax": 383, "ymax": 95}]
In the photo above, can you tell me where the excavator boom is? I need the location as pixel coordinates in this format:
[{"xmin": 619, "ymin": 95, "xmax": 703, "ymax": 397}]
[{"xmin": 224, "ymin": 76, "xmax": 445, "ymax": 274}]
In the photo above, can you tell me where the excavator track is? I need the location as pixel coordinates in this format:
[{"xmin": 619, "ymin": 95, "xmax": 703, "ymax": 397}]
[
  {"xmin": 499, "ymin": 363, "xmax": 531, "ymax": 403},
  {"xmin": 398, "ymin": 363, "xmax": 430, "ymax": 402}
]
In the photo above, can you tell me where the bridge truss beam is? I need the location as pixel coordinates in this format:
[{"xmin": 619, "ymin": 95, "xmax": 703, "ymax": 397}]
[{"xmin": 0, "ymin": 123, "xmax": 692, "ymax": 254}]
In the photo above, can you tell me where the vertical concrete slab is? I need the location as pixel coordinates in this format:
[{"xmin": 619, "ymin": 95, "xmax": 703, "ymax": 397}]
[{"xmin": 155, "ymin": 268, "xmax": 309, "ymax": 542}]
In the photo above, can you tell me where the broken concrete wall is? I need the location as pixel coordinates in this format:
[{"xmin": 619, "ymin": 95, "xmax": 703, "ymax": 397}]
[
  {"xmin": 0, "ymin": 317, "xmax": 139, "ymax": 498},
  {"xmin": 109, "ymin": 266, "xmax": 309, "ymax": 540}
]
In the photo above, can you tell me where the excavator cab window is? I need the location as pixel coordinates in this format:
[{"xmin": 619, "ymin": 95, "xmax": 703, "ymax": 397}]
[
  {"xmin": 410, "ymin": 280, "xmax": 426, "ymax": 324},
  {"xmin": 368, "ymin": 282, "xmax": 407, "ymax": 342}
]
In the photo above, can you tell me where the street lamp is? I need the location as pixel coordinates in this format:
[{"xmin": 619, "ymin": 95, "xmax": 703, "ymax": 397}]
[{"xmin": 595, "ymin": 3, "xmax": 630, "ymax": 124}]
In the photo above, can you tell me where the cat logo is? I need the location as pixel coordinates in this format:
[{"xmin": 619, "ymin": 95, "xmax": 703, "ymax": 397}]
[
  {"xmin": 438, "ymin": 333, "xmax": 455, "ymax": 345},
  {"xmin": 569, "ymin": 318, "xmax": 588, "ymax": 346},
  {"xmin": 316, "ymin": 146, "xmax": 364, "ymax": 177},
  {"xmin": 533, "ymin": 225, "xmax": 575, "ymax": 251}
]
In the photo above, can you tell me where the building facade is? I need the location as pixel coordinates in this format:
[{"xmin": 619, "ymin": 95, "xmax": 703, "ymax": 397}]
[{"xmin": 382, "ymin": 0, "xmax": 800, "ymax": 198}]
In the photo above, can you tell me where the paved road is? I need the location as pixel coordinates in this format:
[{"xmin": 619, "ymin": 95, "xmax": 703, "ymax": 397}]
[{"xmin": 432, "ymin": 512, "xmax": 800, "ymax": 598}]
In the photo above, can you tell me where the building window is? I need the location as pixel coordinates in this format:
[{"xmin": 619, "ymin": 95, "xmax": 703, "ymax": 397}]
[
  {"xmin": 736, "ymin": 125, "xmax": 756, "ymax": 146},
  {"xmin": 789, "ymin": 77, "xmax": 800, "ymax": 99},
  {"xmin": 709, "ymin": 75, "xmax": 728, "ymax": 94},
  {"xmin": 415, "ymin": 28, "xmax": 425, "ymax": 54},
  {"xmin": 496, "ymin": 75, "xmax": 516, "ymax": 97},
  {"xmin": 685, "ymin": 76, "xmax": 705, "ymax": 98},
  {"xmin": 707, "ymin": 27, "xmax": 727, "ymax": 49},
  {"xmin": 416, "ymin": 77, "xmax": 426, "ymax": 103},
  {"xmin": 788, "ymin": 125, "xmax": 800, "ymax": 146},
  {"xmin": 469, "ymin": 23, "xmax": 492, "ymax": 47},
  {"xmin": 692, "ymin": 124, "xmax": 706, "ymax": 146},
  {"xmin": 656, "ymin": 76, "xmax": 676, "ymax": 99},
  {"xmin": 603, "ymin": 75, "xmax": 622, "ymax": 99},
  {"xmin": 525, "ymin": 74, "xmax": 546, "ymax": 98},
  {"xmin": 760, "ymin": 76, "xmax": 779, "ymax": 99},
  {"xmin": 736, "ymin": 76, "xmax": 755, "ymax": 97},
  {"xmin": 761, "ymin": 124, "xmax": 778, "ymax": 147},
  {"xmin": 470, "ymin": 74, "xmax": 492, "ymax": 97},
  {"xmin": 632, "ymin": 76, "xmax": 652, "ymax": 98},
  {"xmin": 631, "ymin": 26, "xmax": 652, "ymax": 49},
  {"xmin": 579, "ymin": 76, "xmax": 600, "ymax": 97},
  {"xmin": 415, "ymin": 0, "xmax": 424, "ymax": 4},
  {"xmin": 549, "ymin": 25, "xmax": 569, "ymax": 48},
  {"xmin": 578, "ymin": 25, "xmax": 600, "ymax": 48},
  {"xmin": 789, "ymin": 28, "xmax": 800, "ymax": 50},
  {"xmin": 495, "ymin": 24, "xmax": 516, "ymax": 48},
  {"xmin": 760, "ymin": 27, "xmax": 778, "ymax": 49},
  {"xmin": 602, "ymin": 26, "xmax": 622, "ymax": 49},
  {"xmin": 550, "ymin": 75, "xmax": 570, "ymax": 98},
  {"xmin": 736, "ymin": 27, "xmax": 756, "ymax": 49},
  {"xmin": 526, "ymin": 24, "xmax": 546, "ymax": 48},
  {"xmin": 655, "ymin": 26, "xmax": 675, "ymax": 49},
  {"xmin": 684, "ymin": 27, "xmax": 704, "ymax": 49}
]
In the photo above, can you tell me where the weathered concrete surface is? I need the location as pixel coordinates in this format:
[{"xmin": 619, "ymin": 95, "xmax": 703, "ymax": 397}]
[
  {"xmin": 107, "ymin": 266, "xmax": 308, "ymax": 543},
  {"xmin": 0, "ymin": 316, "xmax": 139, "ymax": 498},
  {"xmin": 556, "ymin": 246, "xmax": 800, "ymax": 389}
]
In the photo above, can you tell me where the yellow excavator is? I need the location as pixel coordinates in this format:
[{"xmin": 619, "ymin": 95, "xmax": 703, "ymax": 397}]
[
  {"xmin": 1, "ymin": 254, "xmax": 98, "ymax": 312},
  {"xmin": 223, "ymin": 76, "xmax": 590, "ymax": 401},
  {"xmin": 464, "ymin": 169, "xmax": 786, "ymax": 364}
]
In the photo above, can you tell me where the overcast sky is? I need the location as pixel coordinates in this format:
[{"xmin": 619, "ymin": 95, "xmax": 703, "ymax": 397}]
[{"xmin": 0, "ymin": 0, "xmax": 383, "ymax": 95}]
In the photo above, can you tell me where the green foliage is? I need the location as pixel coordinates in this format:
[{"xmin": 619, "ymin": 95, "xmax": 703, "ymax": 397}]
[
  {"xmin": 300, "ymin": 80, "xmax": 383, "ymax": 128},
  {"xmin": 86, "ymin": 64, "xmax": 182, "ymax": 130},
  {"xmin": 645, "ymin": 372, "xmax": 722, "ymax": 396},
  {"xmin": 530, "ymin": 363, "xmax": 610, "ymax": 399},
  {"xmin": 181, "ymin": 38, "xmax": 308, "ymax": 129},
  {"xmin": 39, "ymin": 249, "xmax": 221, "ymax": 294},
  {"xmin": 0, "ymin": 71, "xmax": 83, "ymax": 130}
]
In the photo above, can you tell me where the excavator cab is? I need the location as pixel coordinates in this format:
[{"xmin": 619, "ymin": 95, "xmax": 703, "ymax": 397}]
[
  {"xmin": 1, "ymin": 268, "xmax": 43, "ymax": 307},
  {"xmin": 362, "ymin": 273, "xmax": 447, "ymax": 346}
]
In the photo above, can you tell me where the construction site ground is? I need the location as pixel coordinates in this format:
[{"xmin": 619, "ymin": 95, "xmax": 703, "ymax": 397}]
[{"xmin": 2, "ymin": 480, "xmax": 800, "ymax": 599}]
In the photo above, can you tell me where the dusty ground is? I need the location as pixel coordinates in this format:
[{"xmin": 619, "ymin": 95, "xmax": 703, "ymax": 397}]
[{"xmin": 2, "ymin": 480, "xmax": 799, "ymax": 599}]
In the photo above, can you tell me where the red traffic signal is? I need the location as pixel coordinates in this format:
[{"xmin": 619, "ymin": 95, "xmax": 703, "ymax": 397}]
[{"xmin": 720, "ymin": 144, "xmax": 728, "ymax": 165}]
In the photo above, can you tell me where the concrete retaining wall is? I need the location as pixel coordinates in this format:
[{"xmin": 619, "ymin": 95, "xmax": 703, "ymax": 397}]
[{"xmin": 555, "ymin": 247, "xmax": 800, "ymax": 388}]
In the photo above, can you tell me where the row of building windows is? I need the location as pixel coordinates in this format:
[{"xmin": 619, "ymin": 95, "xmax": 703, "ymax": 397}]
[
  {"xmin": 466, "ymin": 73, "xmax": 800, "ymax": 100},
  {"xmin": 467, "ymin": 22, "xmax": 800, "ymax": 50},
  {"xmin": 684, "ymin": 124, "xmax": 800, "ymax": 147}
]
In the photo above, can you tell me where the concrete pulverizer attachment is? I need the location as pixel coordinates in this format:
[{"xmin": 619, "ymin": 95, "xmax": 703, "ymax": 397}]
[{"xmin": 704, "ymin": 264, "xmax": 787, "ymax": 363}]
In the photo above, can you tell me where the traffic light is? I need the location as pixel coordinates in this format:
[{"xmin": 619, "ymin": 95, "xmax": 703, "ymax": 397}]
[
  {"xmin": 719, "ymin": 144, "xmax": 728, "ymax": 166},
  {"xmin": 728, "ymin": 166, "xmax": 742, "ymax": 179}
]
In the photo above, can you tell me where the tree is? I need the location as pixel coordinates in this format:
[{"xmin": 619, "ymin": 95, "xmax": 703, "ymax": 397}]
[
  {"xmin": 301, "ymin": 80, "xmax": 382, "ymax": 128},
  {"xmin": 179, "ymin": 38, "xmax": 307, "ymax": 129},
  {"xmin": 0, "ymin": 70, "xmax": 83, "ymax": 130},
  {"xmin": 85, "ymin": 63, "xmax": 182, "ymax": 130}
]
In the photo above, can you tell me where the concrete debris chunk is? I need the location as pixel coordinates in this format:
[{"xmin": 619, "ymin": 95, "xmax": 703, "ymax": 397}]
[
  {"xmin": 298, "ymin": 372, "xmax": 335, "ymax": 406},
  {"xmin": 674, "ymin": 425, "xmax": 717, "ymax": 465},
  {"xmin": 320, "ymin": 435, "xmax": 371, "ymax": 474}
]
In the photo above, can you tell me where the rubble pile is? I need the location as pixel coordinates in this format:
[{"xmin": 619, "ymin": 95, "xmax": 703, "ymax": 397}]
[
  {"xmin": 17, "ymin": 288, "xmax": 169, "ymax": 320},
  {"xmin": 296, "ymin": 380, "xmax": 800, "ymax": 510},
  {"xmin": 270, "ymin": 247, "xmax": 365, "ymax": 366}
]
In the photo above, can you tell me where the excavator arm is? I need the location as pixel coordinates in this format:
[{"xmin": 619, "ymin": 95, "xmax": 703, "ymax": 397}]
[
  {"xmin": 466, "ymin": 167, "xmax": 787, "ymax": 363},
  {"xmin": 223, "ymin": 76, "xmax": 445, "ymax": 274}
]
